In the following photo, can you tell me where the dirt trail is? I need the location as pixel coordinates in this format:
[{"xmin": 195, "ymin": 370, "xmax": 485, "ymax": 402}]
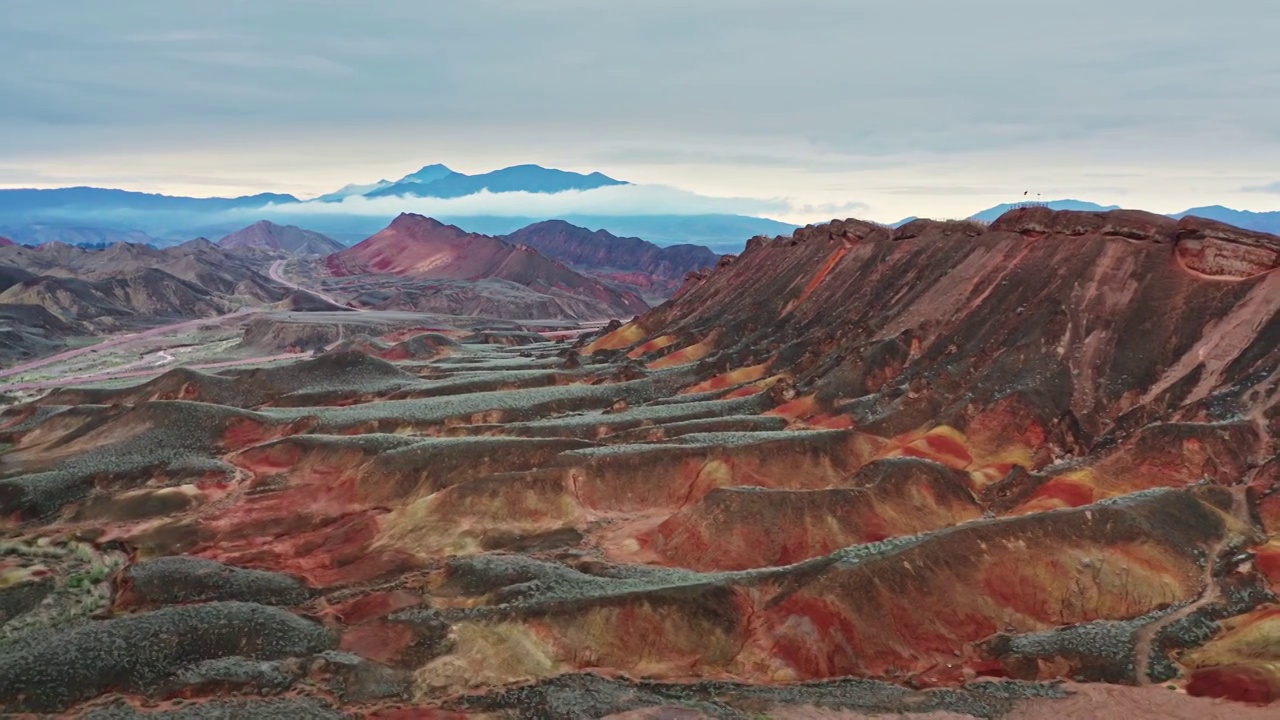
[
  {"xmin": 1131, "ymin": 486, "xmax": 1257, "ymax": 684},
  {"xmin": 2, "ymin": 258, "xmax": 347, "ymax": 384},
  {"xmin": 0, "ymin": 353, "xmax": 300, "ymax": 392},
  {"xmin": 268, "ymin": 259, "xmax": 360, "ymax": 311},
  {"xmin": 0, "ymin": 310, "xmax": 255, "ymax": 378}
]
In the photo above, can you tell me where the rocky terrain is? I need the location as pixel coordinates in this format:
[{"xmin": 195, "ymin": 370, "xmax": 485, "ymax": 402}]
[
  {"xmin": 504, "ymin": 220, "xmax": 721, "ymax": 298},
  {"xmin": 0, "ymin": 207, "xmax": 1276, "ymax": 717},
  {"xmin": 0, "ymin": 270, "xmax": 228, "ymax": 325},
  {"xmin": 218, "ymin": 221, "xmax": 345, "ymax": 256},
  {"xmin": 322, "ymin": 214, "xmax": 650, "ymax": 320},
  {"xmin": 0, "ymin": 239, "xmax": 286, "ymax": 302},
  {"xmin": 0, "ymin": 239, "xmax": 292, "ymax": 363}
]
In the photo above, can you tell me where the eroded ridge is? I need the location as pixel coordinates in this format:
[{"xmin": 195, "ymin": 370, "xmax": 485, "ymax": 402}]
[{"xmin": 0, "ymin": 207, "xmax": 1277, "ymax": 717}]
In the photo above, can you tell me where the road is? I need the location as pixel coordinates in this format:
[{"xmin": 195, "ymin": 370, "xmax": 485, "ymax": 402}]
[
  {"xmin": 2, "ymin": 260, "xmax": 604, "ymax": 389},
  {"xmin": 0, "ymin": 260, "xmax": 336, "ymax": 379},
  {"xmin": 0, "ymin": 353, "xmax": 301, "ymax": 392},
  {"xmin": 0, "ymin": 309, "xmax": 256, "ymax": 380},
  {"xmin": 268, "ymin": 259, "xmax": 361, "ymax": 311}
]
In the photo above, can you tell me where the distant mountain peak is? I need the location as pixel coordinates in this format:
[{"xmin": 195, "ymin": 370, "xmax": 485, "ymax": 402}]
[
  {"xmin": 395, "ymin": 163, "xmax": 455, "ymax": 184},
  {"xmin": 968, "ymin": 199, "xmax": 1123, "ymax": 223},
  {"xmin": 364, "ymin": 164, "xmax": 628, "ymax": 200},
  {"xmin": 390, "ymin": 212, "xmax": 448, "ymax": 230},
  {"xmin": 218, "ymin": 220, "xmax": 344, "ymax": 255}
]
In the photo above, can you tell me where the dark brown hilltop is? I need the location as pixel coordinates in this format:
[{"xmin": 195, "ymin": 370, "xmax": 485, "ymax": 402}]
[
  {"xmin": 504, "ymin": 219, "xmax": 721, "ymax": 298},
  {"xmin": 0, "ymin": 207, "xmax": 1276, "ymax": 717}
]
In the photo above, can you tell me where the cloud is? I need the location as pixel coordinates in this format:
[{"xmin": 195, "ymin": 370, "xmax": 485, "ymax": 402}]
[
  {"xmin": 6, "ymin": 1, "xmax": 1279, "ymax": 154},
  {"xmin": 2, "ymin": 0, "xmax": 1279, "ymax": 223},
  {"xmin": 246, "ymin": 184, "xmax": 794, "ymax": 219},
  {"xmin": 786, "ymin": 200, "xmax": 871, "ymax": 217},
  {"xmin": 1242, "ymin": 181, "xmax": 1280, "ymax": 194},
  {"xmin": 875, "ymin": 186, "xmax": 1005, "ymax": 197}
]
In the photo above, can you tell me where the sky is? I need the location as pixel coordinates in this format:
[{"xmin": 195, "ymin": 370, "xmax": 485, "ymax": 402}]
[{"xmin": 3, "ymin": 0, "xmax": 1279, "ymax": 224}]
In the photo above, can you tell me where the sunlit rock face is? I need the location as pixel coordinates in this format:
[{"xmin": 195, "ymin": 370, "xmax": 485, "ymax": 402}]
[{"xmin": 0, "ymin": 207, "xmax": 1276, "ymax": 716}]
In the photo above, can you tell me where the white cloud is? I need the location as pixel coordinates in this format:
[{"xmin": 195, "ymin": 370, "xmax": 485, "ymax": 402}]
[
  {"xmin": 250, "ymin": 183, "xmax": 795, "ymax": 219},
  {"xmin": 4, "ymin": 1, "xmax": 1280, "ymax": 225},
  {"xmin": 1242, "ymin": 181, "xmax": 1280, "ymax": 194},
  {"xmin": 786, "ymin": 200, "xmax": 871, "ymax": 218}
]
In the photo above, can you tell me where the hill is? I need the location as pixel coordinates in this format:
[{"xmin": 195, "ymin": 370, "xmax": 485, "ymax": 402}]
[
  {"xmin": 0, "ymin": 268, "xmax": 227, "ymax": 323},
  {"xmin": 217, "ymin": 221, "xmax": 344, "ymax": 255},
  {"xmin": 504, "ymin": 219, "xmax": 721, "ymax": 296},
  {"xmin": 326, "ymin": 213, "xmax": 648, "ymax": 319},
  {"xmin": 0, "ymin": 239, "xmax": 288, "ymax": 304}
]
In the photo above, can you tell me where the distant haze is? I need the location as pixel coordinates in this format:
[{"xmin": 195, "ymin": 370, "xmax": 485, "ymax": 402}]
[{"xmin": 3, "ymin": 1, "xmax": 1279, "ymax": 224}]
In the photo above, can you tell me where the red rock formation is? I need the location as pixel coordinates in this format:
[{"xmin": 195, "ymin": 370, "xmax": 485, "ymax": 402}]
[
  {"xmin": 327, "ymin": 214, "xmax": 648, "ymax": 318},
  {"xmin": 0, "ymin": 207, "xmax": 1276, "ymax": 716}
]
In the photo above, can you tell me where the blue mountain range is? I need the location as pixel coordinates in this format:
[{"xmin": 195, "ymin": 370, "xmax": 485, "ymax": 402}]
[
  {"xmin": 964, "ymin": 199, "xmax": 1280, "ymax": 236},
  {"xmin": 0, "ymin": 187, "xmax": 298, "ymax": 215},
  {"xmin": 0, "ymin": 163, "xmax": 786, "ymax": 250},
  {"xmin": 362, "ymin": 164, "xmax": 627, "ymax": 199},
  {"xmin": 1172, "ymin": 205, "xmax": 1280, "ymax": 235},
  {"xmin": 967, "ymin": 199, "xmax": 1121, "ymax": 223},
  {"xmin": 2, "ymin": 164, "xmax": 1277, "ymax": 252}
]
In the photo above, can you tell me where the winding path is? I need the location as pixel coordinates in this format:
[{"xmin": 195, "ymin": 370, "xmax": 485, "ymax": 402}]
[
  {"xmin": 0, "ymin": 353, "xmax": 300, "ymax": 392},
  {"xmin": 1, "ymin": 260, "xmax": 335, "ymax": 381},
  {"xmin": 268, "ymin": 259, "xmax": 361, "ymax": 311},
  {"xmin": 0, "ymin": 309, "xmax": 256, "ymax": 379}
]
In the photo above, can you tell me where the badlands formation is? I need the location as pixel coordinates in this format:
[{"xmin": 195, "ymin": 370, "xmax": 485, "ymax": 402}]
[{"xmin": 0, "ymin": 207, "xmax": 1277, "ymax": 717}]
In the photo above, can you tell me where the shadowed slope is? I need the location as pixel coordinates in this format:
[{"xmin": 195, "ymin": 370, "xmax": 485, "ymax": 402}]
[{"xmin": 504, "ymin": 219, "xmax": 720, "ymax": 296}]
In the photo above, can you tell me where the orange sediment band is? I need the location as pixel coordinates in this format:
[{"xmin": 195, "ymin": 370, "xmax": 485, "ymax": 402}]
[
  {"xmin": 626, "ymin": 335, "xmax": 678, "ymax": 359},
  {"xmin": 681, "ymin": 363, "xmax": 770, "ymax": 394},
  {"xmin": 647, "ymin": 338, "xmax": 715, "ymax": 369},
  {"xmin": 584, "ymin": 322, "xmax": 648, "ymax": 353}
]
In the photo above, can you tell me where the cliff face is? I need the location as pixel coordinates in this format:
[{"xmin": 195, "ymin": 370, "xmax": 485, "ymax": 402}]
[
  {"xmin": 504, "ymin": 219, "xmax": 720, "ymax": 296},
  {"xmin": 624, "ymin": 207, "xmax": 1278, "ymax": 446},
  {"xmin": 0, "ymin": 207, "xmax": 1277, "ymax": 715}
]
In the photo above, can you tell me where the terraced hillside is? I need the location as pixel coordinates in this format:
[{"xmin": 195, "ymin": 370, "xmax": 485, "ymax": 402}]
[{"xmin": 0, "ymin": 207, "xmax": 1277, "ymax": 717}]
